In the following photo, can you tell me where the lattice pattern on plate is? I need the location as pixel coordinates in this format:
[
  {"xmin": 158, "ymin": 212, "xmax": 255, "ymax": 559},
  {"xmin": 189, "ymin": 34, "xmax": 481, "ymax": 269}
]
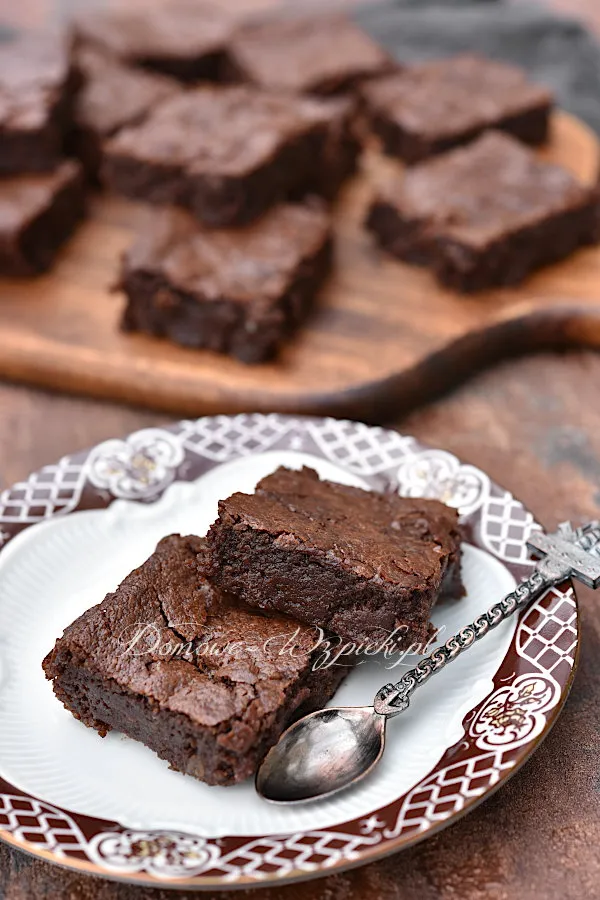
[
  {"xmin": 215, "ymin": 829, "xmax": 383, "ymax": 879},
  {"xmin": 0, "ymin": 414, "xmax": 580, "ymax": 888},
  {"xmin": 385, "ymin": 749, "xmax": 511, "ymax": 838},
  {"xmin": 518, "ymin": 585, "xmax": 578, "ymax": 676},
  {"xmin": 0, "ymin": 794, "xmax": 87, "ymax": 854},
  {"xmin": 178, "ymin": 414, "xmax": 297, "ymax": 463},
  {"xmin": 0, "ymin": 457, "xmax": 87, "ymax": 524},
  {"xmin": 306, "ymin": 419, "xmax": 414, "ymax": 475},
  {"xmin": 480, "ymin": 491, "xmax": 539, "ymax": 564}
]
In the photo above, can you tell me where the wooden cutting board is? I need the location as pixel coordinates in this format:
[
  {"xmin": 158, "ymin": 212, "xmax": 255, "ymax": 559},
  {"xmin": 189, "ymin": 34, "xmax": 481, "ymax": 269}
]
[{"xmin": 0, "ymin": 111, "xmax": 599, "ymax": 421}]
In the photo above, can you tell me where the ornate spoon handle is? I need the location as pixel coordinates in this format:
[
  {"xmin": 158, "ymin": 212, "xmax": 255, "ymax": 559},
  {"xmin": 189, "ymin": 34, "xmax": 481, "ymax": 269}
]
[
  {"xmin": 374, "ymin": 569, "xmax": 546, "ymax": 716},
  {"xmin": 374, "ymin": 521, "xmax": 600, "ymax": 718}
]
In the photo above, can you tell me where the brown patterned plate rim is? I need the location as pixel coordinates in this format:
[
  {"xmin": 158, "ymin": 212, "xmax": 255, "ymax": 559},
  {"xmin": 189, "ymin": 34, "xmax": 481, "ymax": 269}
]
[{"xmin": 0, "ymin": 413, "xmax": 579, "ymax": 889}]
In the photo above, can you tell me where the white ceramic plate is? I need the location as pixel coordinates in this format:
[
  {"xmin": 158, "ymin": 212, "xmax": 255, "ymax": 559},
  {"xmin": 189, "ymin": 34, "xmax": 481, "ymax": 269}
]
[{"xmin": 0, "ymin": 414, "xmax": 579, "ymax": 889}]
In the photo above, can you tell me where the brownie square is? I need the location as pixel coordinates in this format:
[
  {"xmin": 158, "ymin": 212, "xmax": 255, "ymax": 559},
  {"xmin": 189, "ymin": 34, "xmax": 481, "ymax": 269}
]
[
  {"xmin": 361, "ymin": 55, "xmax": 552, "ymax": 164},
  {"xmin": 366, "ymin": 131, "xmax": 600, "ymax": 292},
  {"xmin": 205, "ymin": 467, "xmax": 464, "ymax": 648},
  {"xmin": 43, "ymin": 535, "xmax": 349, "ymax": 786},
  {"xmin": 0, "ymin": 31, "xmax": 80, "ymax": 174},
  {"xmin": 103, "ymin": 85, "xmax": 349, "ymax": 227},
  {"xmin": 294, "ymin": 95, "xmax": 361, "ymax": 202},
  {"xmin": 227, "ymin": 14, "xmax": 394, "ymax": 96},
  {"xmin": 119, "ymin": 203, "xmax": 332, "ymax": 363},
  {"xmin": 70, "ymin": 48, "xmax": 181, "ymax": 180},
  {"xmin": 0, "ymin": 161, "xmax": 86, "ymax": 276},
  {"xmin": 74, "ymin": 0, "xmax": 233, "ymax": 83}
]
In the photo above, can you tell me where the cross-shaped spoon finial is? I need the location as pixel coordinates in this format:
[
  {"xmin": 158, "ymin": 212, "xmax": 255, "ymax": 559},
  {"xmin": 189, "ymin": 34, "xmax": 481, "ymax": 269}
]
[{"xmin": 527, "ymin": 520, "xmax": 600, "ymax": 588}]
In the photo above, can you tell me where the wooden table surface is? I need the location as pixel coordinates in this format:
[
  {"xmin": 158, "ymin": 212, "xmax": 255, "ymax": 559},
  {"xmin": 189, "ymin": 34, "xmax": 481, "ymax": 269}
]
[{"xmin": 2, "ymin": 1, "xmax": 600, "ymax": 898}]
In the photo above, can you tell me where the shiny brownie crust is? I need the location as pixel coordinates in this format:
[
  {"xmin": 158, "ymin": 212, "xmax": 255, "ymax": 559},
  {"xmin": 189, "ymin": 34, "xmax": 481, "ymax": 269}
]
[
  {"xmin": 226, "ymin": 14, "xmax": 394, "ymax": 96},
  {"xmin": 0, "ymin": 161, "xmax": 86, "ymax": 276},
  {"xmin": 0, "ymin": 32, "xmax": 80, "ymax": 174},
  {"xmin": 366, "ymin": 131, "xmax": 600, "ymax": 292},
  {"xmin": 70, "ymin": 48, "xmax": 179, "ymax": 180},
  {"xmin": 74, "ymin": 1, "xmax": 233, "ymax": 83},
  {"xmin": 43, "ymin": 535, "xmax": 348, "ymax": 786},
  {"xmin": 119, "ymin": 204, "xmax": 332, "ymax": 363},
  {"xmin": 102, "ymin": 86, "xmax": 351, "ymax": 227},
  {"xmin": 362, "ymin": 55, "xmax": 552, "ymax": 165},
  {"xmin": 205, "ymin": 466, "xmax": 464, "ymax": 649}
]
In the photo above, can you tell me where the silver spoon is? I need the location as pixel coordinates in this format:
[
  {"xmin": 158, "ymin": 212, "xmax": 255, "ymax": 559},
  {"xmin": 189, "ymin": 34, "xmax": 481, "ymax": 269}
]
[{"xmin": 256, "ymin": 521, "xmax": 600, "ymax": 804}]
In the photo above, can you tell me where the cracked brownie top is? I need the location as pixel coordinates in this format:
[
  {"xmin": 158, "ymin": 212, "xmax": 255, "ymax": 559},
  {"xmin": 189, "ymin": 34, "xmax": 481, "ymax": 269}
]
[{"xmin": 43, "ymin": 535, "xmax": 324, "ymax": 734}]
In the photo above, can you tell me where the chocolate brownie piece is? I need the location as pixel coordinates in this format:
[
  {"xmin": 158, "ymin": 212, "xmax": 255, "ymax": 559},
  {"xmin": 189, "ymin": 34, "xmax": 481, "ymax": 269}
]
[
  {"xmin": 227, "ymin": 14, "xmax": 394, "ymax": 96},
  {"xmin": 0, "ymin": 161, "xmax": 85, "ymax": 276},
  {"xmin": 361, "ymin": 55, "xmax": 552, "ymax": 164},
  {"xmin": 103, "ymin": 85, "xmax": 351, "ymax": 227},
  {"xmin": 119, "ymin": 203, "xmax": 332, "ymax": 363},
  {"xmin": 366, "ymin": 131, "xmax": 600, "ymax": 293},
  {"xmin": 74, "ymin": 0, "xmax": 233, "ymax": 83},
  {"xmin": 205, "ymin": 467, "xmax": 464, "ymax": 649},
  {"xmin": 43, "ymin": 535, "xmax": 348, "ymax": 786},
  {"xmin": 0, "ymin": 31, "xmax": 80, "ymax": 174},
  {"xmin": 294, "ymin": 95, "xmax": 361, "ymax": 202},
  {"xmin": 70, "ymin": 48, "xmax": 180, "ymax": 180}
]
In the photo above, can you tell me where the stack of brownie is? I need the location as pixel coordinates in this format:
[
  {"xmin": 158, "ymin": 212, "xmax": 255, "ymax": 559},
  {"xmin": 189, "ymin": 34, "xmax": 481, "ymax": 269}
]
[
  {"xmin": 0, "ymin": 0, "xmax": 233, "ymax": 276},
  {"xmin": 68, "ymin": 0, "xmax": 235, "ymax": 182},
  {"xmin": 43, "ymin": 466, "xmax": 464, "ymax": 786},
  {"xmin": 361, "ymin": 55, "xmax": 600, "ymax": 291},
  {"xmin": 0, "ymin": 1, "xmax": 389, "ymax": 352},
  {"xmin": 80, "ymin": 8, "xmax": 395, "ymax": 363},
  {"xmin": 0, "ymin": 32, "xmax": 85, "ymax": 276},
  {"xmin": 2, "ymin": 3, "xmax": 599, "ymax": 351}
]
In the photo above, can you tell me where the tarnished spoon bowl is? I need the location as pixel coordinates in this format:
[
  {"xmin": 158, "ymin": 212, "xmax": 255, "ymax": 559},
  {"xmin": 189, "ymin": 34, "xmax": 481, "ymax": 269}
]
[
  {"xmin": 256, "ymin": 707, "xmax": 386, "ymax": 804},
  {"xmin": 256, "ymin": 522, "xmax": 600, "ymax": 805}
]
